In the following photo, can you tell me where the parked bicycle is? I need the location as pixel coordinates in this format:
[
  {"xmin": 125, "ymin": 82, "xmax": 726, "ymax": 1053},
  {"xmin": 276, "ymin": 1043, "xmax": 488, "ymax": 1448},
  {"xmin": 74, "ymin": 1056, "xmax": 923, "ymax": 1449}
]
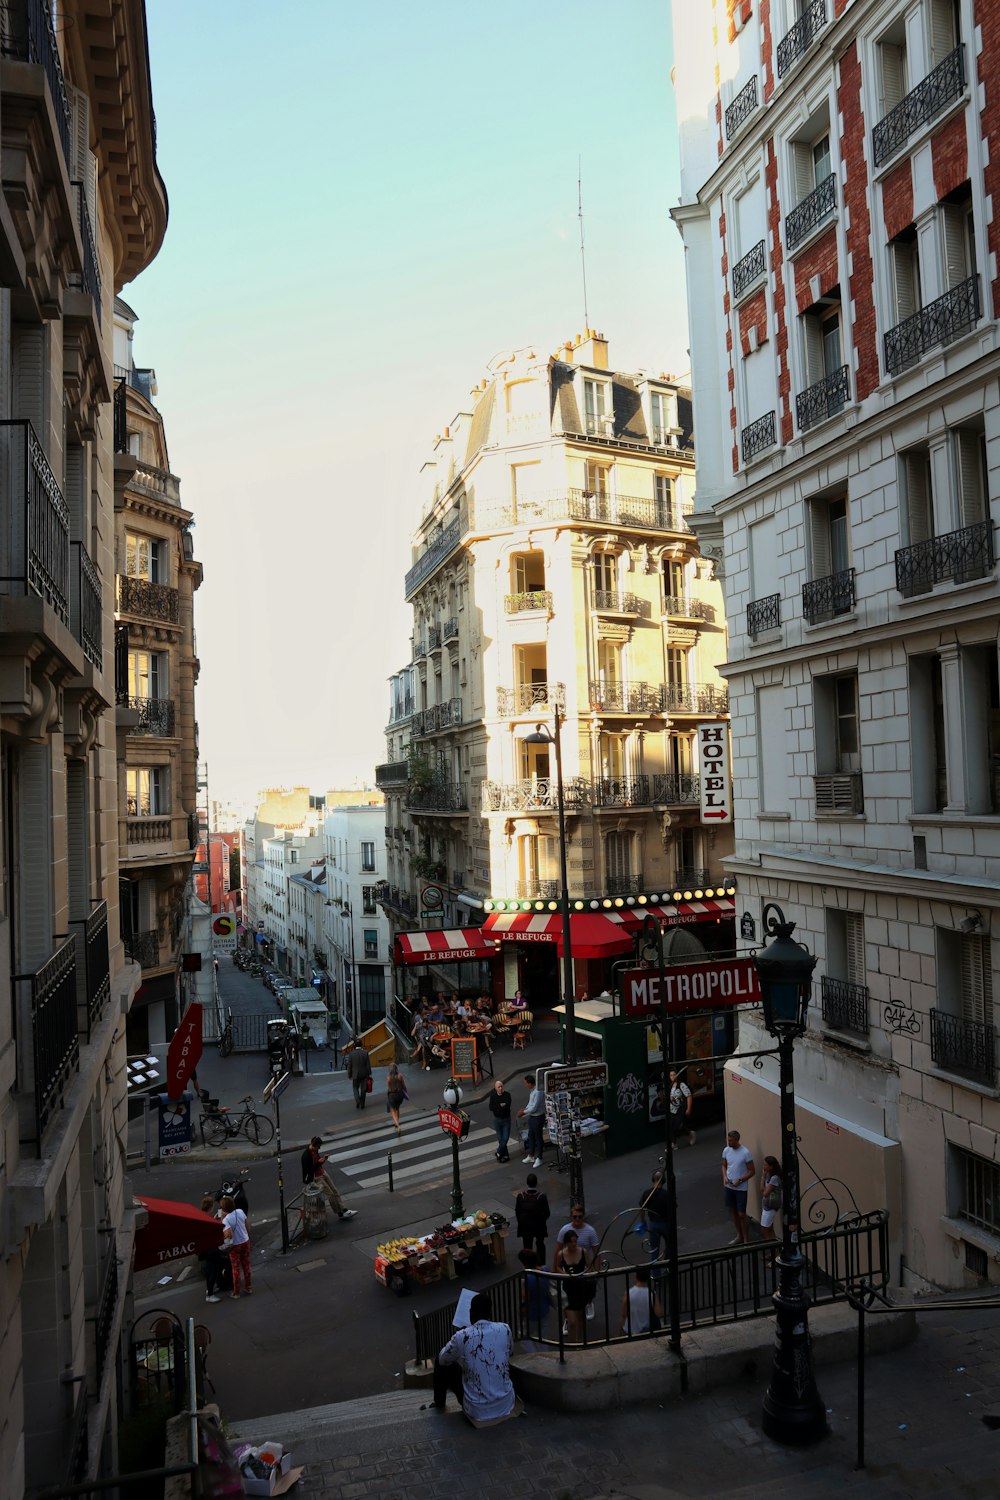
[
  {"xmin": 201, "ymin": 1094, "xmax": 274, "ymax": 1148},
  {"xmin": 217, "ymin": 1010, "xmax": 234, "ymax": 1058}
]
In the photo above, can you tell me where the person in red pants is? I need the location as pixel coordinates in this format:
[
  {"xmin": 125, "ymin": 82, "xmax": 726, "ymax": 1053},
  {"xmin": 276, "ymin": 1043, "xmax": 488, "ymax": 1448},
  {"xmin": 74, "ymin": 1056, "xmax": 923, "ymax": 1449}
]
[{"xmin": 220, "ymin": 1194, "xmax": 252, "ymax": 1298}]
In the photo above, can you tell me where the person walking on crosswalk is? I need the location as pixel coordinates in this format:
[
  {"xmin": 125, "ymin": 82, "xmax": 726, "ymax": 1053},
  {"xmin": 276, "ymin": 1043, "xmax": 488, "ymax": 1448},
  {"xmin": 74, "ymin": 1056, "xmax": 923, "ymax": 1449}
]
[
  {"xmin": 345, "ymin": 1042, "xmax": 372, "ymax": 1109},
  {"xmin": 386, "ymin": 1063, "xmax": 407, "ymax": 1135}
]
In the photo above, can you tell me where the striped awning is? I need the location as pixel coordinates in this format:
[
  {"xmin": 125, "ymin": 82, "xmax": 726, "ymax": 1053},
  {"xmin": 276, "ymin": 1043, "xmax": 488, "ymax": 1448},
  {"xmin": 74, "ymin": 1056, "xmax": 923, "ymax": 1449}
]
[
  {"xmin": 617, "ymin": 896, "xmax": 736, "ymax": 930},
  {"xmin": 482, "ymin": 910, "xmax": 635, "ymax": 958},
  {"xmin": 394, "ymin": 928, "xmax": 497, "ymax": 966}
]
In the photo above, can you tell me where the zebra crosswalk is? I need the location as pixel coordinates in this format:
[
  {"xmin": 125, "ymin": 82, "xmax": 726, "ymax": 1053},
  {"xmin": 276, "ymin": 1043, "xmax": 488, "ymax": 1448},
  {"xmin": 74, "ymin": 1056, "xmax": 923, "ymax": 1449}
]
[{"xmin": 320, "ymin": 1111, "xmax": 512, "ymax": 1191}]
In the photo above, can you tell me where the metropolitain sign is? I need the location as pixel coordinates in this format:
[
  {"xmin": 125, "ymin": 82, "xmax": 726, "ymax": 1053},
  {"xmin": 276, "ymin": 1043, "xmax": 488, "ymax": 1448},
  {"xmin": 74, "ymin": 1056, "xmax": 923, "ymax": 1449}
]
[{"xmin": 622, "ymin": 958, "xmax": 761, "ymax": 1018}]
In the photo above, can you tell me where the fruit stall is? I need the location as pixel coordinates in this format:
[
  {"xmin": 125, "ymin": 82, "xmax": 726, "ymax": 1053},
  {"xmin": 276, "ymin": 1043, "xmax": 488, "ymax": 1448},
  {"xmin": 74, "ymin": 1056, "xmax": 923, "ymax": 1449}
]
[{"xmin": 374, "ymin": 1211, "xmax": 509, "ymax": 1295}]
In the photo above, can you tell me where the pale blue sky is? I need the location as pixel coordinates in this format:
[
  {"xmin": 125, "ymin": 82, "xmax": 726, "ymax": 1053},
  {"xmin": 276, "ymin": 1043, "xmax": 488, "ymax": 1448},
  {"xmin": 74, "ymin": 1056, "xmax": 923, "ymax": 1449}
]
[{"xmin": 136, "ymin": 0, "xmax": 686, "ymax": 805}]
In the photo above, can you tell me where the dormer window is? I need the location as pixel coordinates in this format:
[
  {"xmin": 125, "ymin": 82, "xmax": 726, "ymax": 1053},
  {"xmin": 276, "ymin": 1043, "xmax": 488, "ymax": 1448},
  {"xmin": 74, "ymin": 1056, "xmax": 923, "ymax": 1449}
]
[
  {"xmin": 650, "ymin": 390, "xmax": 675, "ymax": 445},
  {"xmin": 584, "ymin": 378, "xmax": 613, "ymax": 437}
]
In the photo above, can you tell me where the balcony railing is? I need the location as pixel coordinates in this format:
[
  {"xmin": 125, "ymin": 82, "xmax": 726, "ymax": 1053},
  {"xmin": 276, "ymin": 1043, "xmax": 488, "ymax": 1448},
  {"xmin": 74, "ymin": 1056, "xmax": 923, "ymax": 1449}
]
[
  {"xmin": 652, "ymin": 772, "xmax": 701, "ymax": 804},
  {"xmin": 516, "ymin": 878, "xmax": 560, "ymax": 900},
  {"xmin": 406, "ymin": 782, "xmax": 468, "ymax": 813},
  {"xmin": 741, "ymin": 410, "xmax": 777, "ymax": 465},
  {"xmin": 124, "ymin": 929, "xmax": 160, "ymax": 969},
  {"xmin": 375, "ymin": 760, "xmax": 409, "ymax": 787},
  {"xmin": 884, "ymin": 274, "xmax": 979, "ymax": 376},
  {"xmin": 21, "ymin": 937, "xmax": 79, "ymax": 1146},
  {"xmin": 797, "ymin": 363, "xmax": 850, "ymax": 431},
  {"xmin": 894, "ymin": 520, "xmax": 994, "ymax": 597},
  {"xmin": 412, "ymin": 637, "xmax": 427, "ymax": 659},
  {"xmin": 71, "ymin": 180, "xmax": 101, "ymax": 321},
  {"xmin": 72, "ymin": 540, "xmax": 103, "ymax": 669},
  {"xmin": 748, "ymin": 593, "xmax": 781, "ymax": 638},
  {"xmin": 115, "ymin": 573, "xmax": 180, "ymax": 624},
  {"xmin": 821, "ymin": 975, "xmax": 870, "ymax": 1036},
  {"xmin": 662, "ymin": 595, "xmax": 717, "ymax": 624},
  {"xmin": 592, "ymin": 590, "xmax": 652, "ymax": 618},
  {"xmin": 482, "ymin": 777, "xmax": 588, "ymax": 813},
  {"xmin": 404, "ymin": 515, "xmax": 462, "ymax": 598},
  {"xmin": 497, "ymin": 681, "xmax": 565, "ymax": 716},
  {"xmin": 661, "ymin": 682, "xmax": 730, "ymax": 715},
  {"xmin": 726, "ymin": 75, "xmax": 759, "ymax": 140},
  {"xmin": 931, "ymin": 1008, "xmax": 995, "ymax": 1087},
  {"xmin": 732, "ymin": 239, "xmax": 766, "ymax": 300},
  {"xmin": 113, "ymin": 377, "xmax": 128, "ymax": 454},
  {"xmin": 131, "ymin": 461, "xmax": 182, "ymax": 506},
  {"xmin": 814, "ymin": 772, "xmax": 864, "ymax": 814},
  {"xmin": 123, "ymin": 695, "xmax": 176, "ymax": 736},
  {"xmin": 802, "ymin": 566, "xmax": 856, "ymax": 623},
  {"xmin": 505, "ymin": 590, "xmax": 553, "ymax": 614},
  {"xmin": 3, "ymin": 0, "xmax": 72, "ymax": 167},
  {"xmin": 412, "ymin": 698, "xmax": 464, "ymax": 735},
  {"xmin": 125, "ymin": 814, "xmax": 172, "ymax": 844},
  {"xmin": 70, "ymin": 900, "xmax": 110, "ymax": 1035},
  {"xmin": 607, "ymin": 873, "xmax": 643, "ymax": 896},
  {"xmin": 588, "ymin": 681, "xmax": 661, "ymax": 714},
  {"xmin": 873, "ymin": 45, "xmax": 965, "ymax": 168},
  {"xmin": 427, "ymin": 624, "xmax": 442, "ymax": 650},
  {"xmin": 114, "ymin": 622, "xmax": 129, "ymax": 701},
  {"xmin": 444, "ymin": 617, "xmax": 458, "ymax": 640},
  {"xmin": 786, "ymin": 173, "xmax": 837, "ymax": 252},
  {"xmin": 594, "ymin": 775, "xmax": 651, "ymax": 807},
  {"xmin": 378, "ymin": 883, "xmax": 417, "ymax": 918},
  {"xmin": 473, "ymin": 490, "xmax": 693, "ymax": 534},
  {"xmin": 674, "ymin": 868, "xmax": 710, "ymax": 890},
  {"xmin": 0, "ymin": 419, "xmax": 70, "ymax": 625},
  {"xmin": 776, "ymin": 0, "xmax": 827, "ymax": 78}
]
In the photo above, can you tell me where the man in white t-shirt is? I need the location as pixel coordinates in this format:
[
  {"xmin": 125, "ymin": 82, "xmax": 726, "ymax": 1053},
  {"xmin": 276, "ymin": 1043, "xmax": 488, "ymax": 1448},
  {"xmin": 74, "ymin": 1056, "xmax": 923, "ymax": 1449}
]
[
  {"xmin": 433, "ymin": 1292, "xmax": 516, "ymax": 1423},
  {"xmin": 721, "ymin": 1129, "xmax": 755, "ymax": 1245},
  {"xmin": 554, "ymin": 1203, "xmax": 599, "ymax": 1268}
]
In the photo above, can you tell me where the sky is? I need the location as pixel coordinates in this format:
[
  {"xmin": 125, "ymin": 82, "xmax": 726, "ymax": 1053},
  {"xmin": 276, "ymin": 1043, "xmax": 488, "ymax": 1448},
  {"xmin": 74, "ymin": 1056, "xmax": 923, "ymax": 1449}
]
[{"xmin": 136, "ymin": 0, "xmax": 687, "ymax": 807}]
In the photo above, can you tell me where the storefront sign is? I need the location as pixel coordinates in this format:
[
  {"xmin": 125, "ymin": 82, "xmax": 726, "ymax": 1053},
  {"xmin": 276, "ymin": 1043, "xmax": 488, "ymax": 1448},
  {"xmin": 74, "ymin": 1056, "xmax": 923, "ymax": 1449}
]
[
  {"xmin": 212, "ymin": 912, "xmax": 238, "ymax": 954},
  {"xmin": 542, "ymin": 1062, "xmax": 608, "ymax": 1095},
  {"xmin": 157, "ymin": 1094, "xmax": 192, "ymax": 1157},
  {"xmin": 698, "ymin": 723, "xmax": 731, "ymax": 824},
  {"xmin": 450, "ymin": 1037, "xmax": 477, "ymax": 1079},
  {"xmin": 165, "ymin": 1007, "xmax": 202, "ymax": 1098},
  {"xmin": 622, "ymin": 958, "xmax": 761, "ymax": 1018}
]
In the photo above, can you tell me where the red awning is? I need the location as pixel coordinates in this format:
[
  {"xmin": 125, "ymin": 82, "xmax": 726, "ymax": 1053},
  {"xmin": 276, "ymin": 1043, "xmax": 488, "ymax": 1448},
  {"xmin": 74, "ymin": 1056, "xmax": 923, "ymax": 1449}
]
[
  {"xmin": 394, "ymin": 928, "xmax": 498, "ymax": 966},
  {"xmin": 133, "ymin": 1196, "xmax": 223, "ymax": 1273},
  {"xmin": 482, "ymin": 909, "xmax": 635, "ymax": 958},
  {"xmin": 617, "ymin": 896, "xmax": 736, "ymax": 930}
]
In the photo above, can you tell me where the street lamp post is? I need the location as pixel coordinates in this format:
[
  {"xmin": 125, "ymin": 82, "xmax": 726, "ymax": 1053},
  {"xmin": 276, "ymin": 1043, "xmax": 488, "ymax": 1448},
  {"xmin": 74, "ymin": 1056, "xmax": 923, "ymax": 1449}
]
[
  {"xmin": 754, "ymin": 903, "xmax": 826, "ymax": 1446},
  {"xmin": 640, "ymin": 915, "xmax": 682, "ymax": 1357},
  {"xmin": 441, "ymin": 1079, "xmax": 469, "ymax": 1220},
  {"xmin": 342, "ymin": 901, "xmax": 358, "ymax": 1038},
  {"xmin": 525, "ymin": 709, "xmax": 582, "ymax": 1206}
]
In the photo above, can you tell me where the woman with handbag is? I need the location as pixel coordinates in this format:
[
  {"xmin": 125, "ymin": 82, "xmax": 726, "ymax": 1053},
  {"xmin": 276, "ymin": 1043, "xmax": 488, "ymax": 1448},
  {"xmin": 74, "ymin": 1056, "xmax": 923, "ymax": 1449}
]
[
  {"xmin": 759, "ymin": 1155, "xmax": 783, "ymax": 1245},
  {"xmin": 386, "ymin": 1062, "xmax": 407, "ymax": 1135}
]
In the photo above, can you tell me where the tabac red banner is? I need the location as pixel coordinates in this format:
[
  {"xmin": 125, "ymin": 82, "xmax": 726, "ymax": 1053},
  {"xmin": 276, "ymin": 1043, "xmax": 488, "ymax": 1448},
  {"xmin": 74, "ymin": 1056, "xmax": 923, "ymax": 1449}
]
[
  {"xmin": 622, "ymin": 958, "xmax": 761, "ymax": 1018},
  {"xmin": 165, "ymin": 1006, "xmax": 203, "ymax": 1100}
]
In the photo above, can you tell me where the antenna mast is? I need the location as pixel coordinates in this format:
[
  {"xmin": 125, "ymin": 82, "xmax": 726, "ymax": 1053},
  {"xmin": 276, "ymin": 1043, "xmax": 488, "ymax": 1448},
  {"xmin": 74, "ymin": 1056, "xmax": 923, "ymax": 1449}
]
[{"xmin": 578, "ymin": 158, "xmax": 590, "ymax": 331}]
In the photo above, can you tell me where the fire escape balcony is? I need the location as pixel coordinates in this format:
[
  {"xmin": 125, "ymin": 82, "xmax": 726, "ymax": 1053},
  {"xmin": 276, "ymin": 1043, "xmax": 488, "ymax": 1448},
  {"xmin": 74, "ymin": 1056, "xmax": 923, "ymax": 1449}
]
[
  {"xmin": 115, "ymin": 573, "xmax": 180, "ymax": 625},
  {"xmin": 497, "ymin": 681, "xmax": 565, "ymax": 717},
  {"xmin": 0, "ymin": 419, "xmax": 70, "ymax": 625},
  {"xmin": 894, "ymin": 520, "xmax": 994, "ymax": 597}
]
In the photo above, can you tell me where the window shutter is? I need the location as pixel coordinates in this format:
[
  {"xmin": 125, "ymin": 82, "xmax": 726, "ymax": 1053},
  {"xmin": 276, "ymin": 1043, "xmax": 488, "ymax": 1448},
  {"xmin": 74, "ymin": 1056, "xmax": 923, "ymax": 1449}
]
[
  {"xmin": 940, "ymin": 203, "xmax": 969, "ymax": 291},
  {"xmin": 928, "ymin": 0, "xmax": 956, "ymax": 67},
  {"xmin": 514, "ymin": 556, "xmax": 527, "ymax": 593},
  {"xmin": 17, "ymin": 744, "xmax": 54, "ymax": 970},
  {"xmin": 955, "ymin": 430, "xmax": 986, "ymax": 527},
  {"xmin": 880, "ymin": 43, "xmax": 905, "ymax": 115},
  {"xmin": 792, "ymin": 143, "xmax": 813, "ymax": 205},
  {"xmin": 809, "ymin": 501, "xmax": 832, "ymax": 580},
  {"xmin": 904, "ymin": 453, "xmax": 933, "ymax": 544},
  {"xmin": 960, "ymin": 934, "xmax": 993, "ymax": 1025},
  {"xmin": 803, "ymin": 314, "xmax": 824, "ymax": 386},
  {"xmin": 845, "ymin": 912, "xmax": 865, "ymax": 986},
  {"xmin": 67, "ymin": 82, "xmax": 89, "ymax": 183},
  {"xmin": 86, "ymin": 149, "xmax": 98, "ymax": 238},
  {"xmin": 12, "ymin": 323, "xmax": 46, "ymax": 433},
  {"xmin": 892, "ymin": 239, "xmax": 917, "ymax": 323}
]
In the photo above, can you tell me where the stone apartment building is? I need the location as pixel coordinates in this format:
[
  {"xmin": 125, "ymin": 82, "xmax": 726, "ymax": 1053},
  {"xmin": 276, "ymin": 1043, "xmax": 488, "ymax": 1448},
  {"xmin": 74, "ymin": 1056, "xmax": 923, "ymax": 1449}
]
[
  {"xmin": 377, "ymin": 333, "xmax": 735, "ymax": 1006},
  {"xmin": 672, "ymin": 0, "xmax": 1000, "ymax": 1287},
  {"xmin": 113, "ymin": 297, "xmax": 202, "ymax": 1051},
  {"xmin": 0, "ymin": 1, "xmax": 168, "ymax": 1492}
]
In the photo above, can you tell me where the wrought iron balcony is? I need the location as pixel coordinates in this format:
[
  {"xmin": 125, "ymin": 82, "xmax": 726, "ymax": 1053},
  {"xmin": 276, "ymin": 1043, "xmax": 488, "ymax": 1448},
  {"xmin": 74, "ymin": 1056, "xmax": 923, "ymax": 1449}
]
[
  {"xmin": 652, "ymin": 772, "xmax": 701, "ymax": 804},
  {"xmin": 94, "ymin": 1248, "xmax": 119, "ymax": 1382},
  {"xmin": 70, "ymin": 900, "xmax": 110, "ymax": 1035},
  {"xmin": 814, "ymin": 772, "xmax": 864, "ymax": 815},
  {"xmin": 123, "ymin": 695, "xmax": 176, "ymax": 736},
  {"xmin": 588, "ymin": 681, "xmax": 661, "ymax": 714},
  {"xmin": 776, "ymin": 0, "xmax": 827, "ymax": 78},
  {"xmin": 505, "ymin": 590, "xmax": 553, "ymax": 613},
  {"xmin": 786, "ymin": 173, "xmax": 837, "ymax": 253},
  {"xmin": 748, "ymin": 593, "xmax": 781, "ymax": 638},
  {"xmin": 732, "ymin": 239, "xmax": 766, "ymax": 300},
  {"xmin": 375, "ymin": 760, "xmax": 410, "ymax": 787},
  {"xmin": 412, "ymin": 637, "xmax": 427, "ymax": 658},
  {"xmin": 444, "ymin": 617, "xmax": 458, "ymax": 641},
  {"xmin": 741, "ymin": 410, "xmax": 777, "ymax": 465},
  {"xmin": 3, "ymin": 0, "xmax": 72, "ymax": 167},
  {"xmin": 674, "ymin": 868, "xmax": 710, "ymax": 890},
  {"xmin": 592, "ymin": 590, "xmax": 652, "ymax": 618},
  {"xmin": 116, "ymin": 574, "xmax": 180, "ymax": 624},
  {"xmin": 497, "ymin": 681, "xmax": 566, "ymax": 716},
  {"xmin": 404, "ymin": 515, "xmax": 462, "ymax": 598},
  {"xmin": 873, "ymin": 46, "xmax": 965, "ymax": 168},
  {"xmin": 607, "ymin": 873, "xmax": 643, "ymax": 895},
  {"xmin": 0, "ymin": 419, "xmax": 70, "ymax": 624},
  {"xmin": 412, "ymin": 698, "xmax": 463, "ymax": 735},
  {"xmin": 662, "ymin": 595, "xmax": 717, "ymax": 624},
  {"xmin": 124, "ymin": 929, "xmax": 160, "ymax": 969},
  {"xmin": 71, "ymin": 180, "xmax": 101, "ymax": 321},
  {"xmin": 114, "ymin": 377, "xmax": 128, "ymax": 454},
  {"xmin": 20, "ymin": 937, "xmax": 79, "ymax": 1146},
  {"xmin": 516, "ymin": 878, "xmax": 560, "ymax": 900},
  {"xmin": 594, "ymin": 775, "xmax": 651, "ymax": 807},
  {"xmin": 406, "ymin": 781, "xmax": 468, "ymax": 813},
  {"xmin": 894, "ymin": 520, "xmax": 994, "ymax": 597},
  {"xmin": 885, "ymin": 275, "xmax": 979, "ymax": 376},
  {"xmin": 661, "ymin": 682, "xmax": 730, "ymax": 715},
  {"xmin": 482, "ymin": 777, "xmax": 588, "ymax": 813},
  {"xmin": 931, "ymin": 1008, "xmax": 995, "ymax": 1087},
  {"xmin": 726, "ymin": 75, "xmax": 759, "ymax": 140},
  {"xmin": 427, "ymin": 624, "xmax": 442, "ymax": 650},
  {"xmin": 72, "ymin": 541, "xmax": 103, "ymax": 670},
  {"xmin": 797, "ymin": 363, "xmax": 850, "ymax": 431},
  {"xmin": 802, "ymin": 566, "xmax": 856, "ymax": 623},
  {"xmin": 821, "ymin": 976, "xmax": 869, "ymax": 1036}
]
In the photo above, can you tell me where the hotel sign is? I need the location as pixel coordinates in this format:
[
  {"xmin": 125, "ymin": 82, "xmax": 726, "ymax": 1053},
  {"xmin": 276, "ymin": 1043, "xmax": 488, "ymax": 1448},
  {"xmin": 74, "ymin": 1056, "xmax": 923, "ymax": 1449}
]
[
  {"xmin": 698, "ymin": 723, "xmax": 731, "ymax": 824},
  {"xmin": 622, "ymin": 958, "xmax": 761, "ymax": 1018}
]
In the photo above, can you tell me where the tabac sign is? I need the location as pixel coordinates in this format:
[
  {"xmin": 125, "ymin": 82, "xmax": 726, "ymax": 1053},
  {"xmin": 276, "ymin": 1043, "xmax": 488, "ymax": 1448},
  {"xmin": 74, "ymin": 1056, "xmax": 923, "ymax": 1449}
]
[
  {"xmin": 622, "ymin": 958, "xmax": 761, "ymax": 1018},
  {"xmin": 698, "ymin": 723, "xmax": 731, "ymax": 824}
]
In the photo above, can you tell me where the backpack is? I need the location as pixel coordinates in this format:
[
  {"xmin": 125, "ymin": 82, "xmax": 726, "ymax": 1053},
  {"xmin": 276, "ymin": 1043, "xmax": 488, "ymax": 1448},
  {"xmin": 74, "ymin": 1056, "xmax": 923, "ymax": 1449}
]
[{"xmin": 301, "ymin": 1146, "xmax": 315, "ymax": 1185}]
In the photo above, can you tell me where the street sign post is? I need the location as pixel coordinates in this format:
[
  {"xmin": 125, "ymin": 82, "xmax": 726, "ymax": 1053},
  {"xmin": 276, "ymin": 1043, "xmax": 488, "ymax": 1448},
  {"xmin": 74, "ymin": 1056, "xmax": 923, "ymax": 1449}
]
[{"xmin": 264, "ymin": 1071, "xmax": 292, "ymax": 1254}]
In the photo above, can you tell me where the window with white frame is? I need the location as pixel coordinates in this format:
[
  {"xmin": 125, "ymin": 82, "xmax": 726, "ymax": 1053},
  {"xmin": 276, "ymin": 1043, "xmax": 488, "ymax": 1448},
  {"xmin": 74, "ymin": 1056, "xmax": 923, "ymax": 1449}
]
[
  {"xmin": 126, "ymin": 766, "xmax": 165, "ymax": 816},
  {"xmin": 583, "ymin": 378, "xmax": 612, "ymax": 436},
  {"xmin": 802, "ymin": 303, "xmax": 844, "ymax": 391},
  {"xmin": 827, "ymin": 909, "xmax": 866, "ymax": 986},
  {"xmin": 654, "ymin": 473, "xmax": 673, "ymax": 518},
  {"xmin": 124, "ymin": 532, "xmax": 163, "ymax": 582},
  {"xmin": 814, "ymin": 672, "xmax": 861, "ymax": 775},
  {"xmin": 361, "ymin": 841, "xmax": 376, "ymax": 871},
  {"xmin": 937, "ymin": 928, "xmax": 994, "ymax": 1027},
  {"xmin": 954, "ymin": 1146, "xmax": 1000, "ymax": 1235},
  {"xmin": 927, "ymin": 0, "xmax": 959, "ymax": 69},
  {"xmin": 876, "ymin": 20, "xmax": 908, "ymax": 121},
  {"xmin": 789, "ymin": 126, "xmax": 832, "ymax": 209},
  {"xmin": 584, "ymin": 460, "xmax": 611, "ymax": 499},
  {"xmin": 592, "ymin": 551, "xmax": 618, "ymax": 595},
  {"xmin": 650, "ymin": 390, "xmax": 674, "ymax": 444},
  {"xmin": 128, "ymin": 649, "xmax": 164, "ymax": 699}
]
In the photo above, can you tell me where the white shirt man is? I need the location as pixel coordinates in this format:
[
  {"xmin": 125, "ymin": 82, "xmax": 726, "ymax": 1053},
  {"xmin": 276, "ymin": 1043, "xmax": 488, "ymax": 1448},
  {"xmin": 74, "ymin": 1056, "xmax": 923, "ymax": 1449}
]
[
  {"xmin": 721, "ymin": 1130, "xmax": 755, "ymax": 1245},
  {"xmin": 434, "ymin": 1294, "xmax": 516, "ymax": 1422}
]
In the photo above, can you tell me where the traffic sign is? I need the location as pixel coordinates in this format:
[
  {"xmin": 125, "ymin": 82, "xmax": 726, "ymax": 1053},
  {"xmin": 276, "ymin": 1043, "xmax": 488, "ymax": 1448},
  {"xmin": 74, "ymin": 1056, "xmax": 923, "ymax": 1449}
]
[{"xmin": 263, "ymin": 1071, "xmax": 290, "ymax": 1103}]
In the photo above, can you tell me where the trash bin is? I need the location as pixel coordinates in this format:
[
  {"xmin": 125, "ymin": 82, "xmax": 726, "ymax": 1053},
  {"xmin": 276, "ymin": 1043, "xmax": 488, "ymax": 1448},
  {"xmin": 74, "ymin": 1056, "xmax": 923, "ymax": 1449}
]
[{"xmin": 303, "ymin": 1184, "xmax": 329, "ymax": 1240}]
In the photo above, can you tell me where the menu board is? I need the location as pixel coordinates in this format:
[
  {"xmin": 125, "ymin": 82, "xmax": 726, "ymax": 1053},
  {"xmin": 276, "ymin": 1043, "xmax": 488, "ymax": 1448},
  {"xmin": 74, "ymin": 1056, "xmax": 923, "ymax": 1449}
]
[{"xmin": 450, "ymin": 1036, "xmax": 478, "ymax": 1080}]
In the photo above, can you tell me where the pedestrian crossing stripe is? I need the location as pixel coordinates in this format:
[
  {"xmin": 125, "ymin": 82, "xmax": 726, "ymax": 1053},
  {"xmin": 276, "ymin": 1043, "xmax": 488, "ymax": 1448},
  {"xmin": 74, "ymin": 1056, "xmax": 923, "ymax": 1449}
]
[{"xmin": 318, "ymin": 1115, "xmax": 512, "ymax": 1190}]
